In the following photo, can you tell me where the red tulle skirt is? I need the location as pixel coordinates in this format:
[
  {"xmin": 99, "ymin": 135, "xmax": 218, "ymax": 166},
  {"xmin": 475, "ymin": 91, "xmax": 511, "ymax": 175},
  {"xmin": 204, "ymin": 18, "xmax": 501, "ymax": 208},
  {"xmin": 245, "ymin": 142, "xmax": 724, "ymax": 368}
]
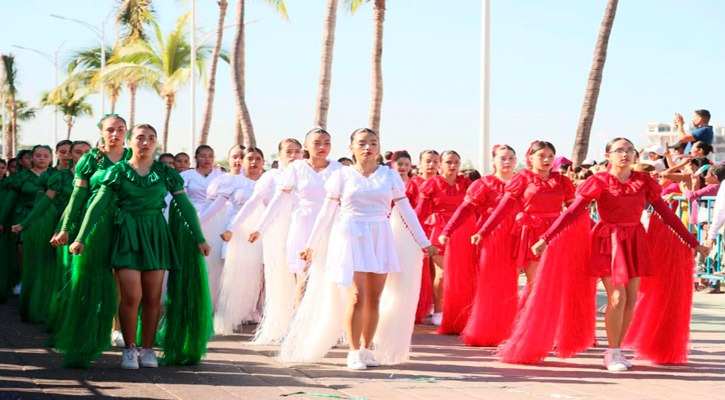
[
  {"xmin": 623, "ymin": 213, "xmax": 693, "ymax": 364},
  {"xmin": 498, "ymin": 212, "xmax": 597, "ymax": 364},
  {"xmin": 415, "ymin": 256, "xmax": 433, "ymax": 324},
  {"xmin": 436, "ymin": 214, "xmax": 478, "ymax": 335},
  {"xmin": 590, "ymin": 220, "xmax": 652, "ymax": 285},
  {"xmin": 511, "ymin": 213, "xmax": 559, "ymax": 268},
  {"xmin": 461, "ymin": 215, "xmax": 518, "ymax": 346}
]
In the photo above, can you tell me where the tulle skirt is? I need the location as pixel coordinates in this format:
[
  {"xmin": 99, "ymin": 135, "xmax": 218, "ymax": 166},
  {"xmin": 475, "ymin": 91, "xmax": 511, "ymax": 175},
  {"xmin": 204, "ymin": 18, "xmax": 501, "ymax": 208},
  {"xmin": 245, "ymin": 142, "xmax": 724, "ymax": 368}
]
[
  {"xmin": 285, "ymin": 206, "xmax": 321, "ymax": 274},
  {"xmin": 213, "ymin": 206, "xmax": 264, "ymax": 335},
  {"xmin": 18, "ymin": 204, "xmax": 58, "ymax": 324},
  {"xmin": 201, "ymin": 206, "xmax": 229, "ymax": 308}
]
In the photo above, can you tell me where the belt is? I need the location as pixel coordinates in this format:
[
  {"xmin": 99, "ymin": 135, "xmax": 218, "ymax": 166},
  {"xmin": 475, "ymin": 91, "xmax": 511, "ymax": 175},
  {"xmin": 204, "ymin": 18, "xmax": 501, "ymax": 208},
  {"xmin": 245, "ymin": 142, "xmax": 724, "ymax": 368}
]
[{"xmin": 594, "ymin": 220, "xmax": 641, "ymax": 286}]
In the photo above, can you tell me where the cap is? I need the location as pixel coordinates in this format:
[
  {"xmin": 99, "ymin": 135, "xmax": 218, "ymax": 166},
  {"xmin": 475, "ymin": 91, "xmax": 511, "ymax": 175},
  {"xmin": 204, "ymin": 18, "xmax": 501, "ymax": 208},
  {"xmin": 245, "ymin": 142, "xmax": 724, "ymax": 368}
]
[
  {"xmin": 644, "ymin": 144, "xmax": 665, "ymax": 157},
  {"xmin": 581, "ymin": 159, "xmax": 597, "ymax": 167},
  {"xmin": 667, "ymin": 141, "xmax": 688, "ymax": 150},
  {"xmin": 640, "ymin": 159, "xmax": 666, "ymax": 172}
]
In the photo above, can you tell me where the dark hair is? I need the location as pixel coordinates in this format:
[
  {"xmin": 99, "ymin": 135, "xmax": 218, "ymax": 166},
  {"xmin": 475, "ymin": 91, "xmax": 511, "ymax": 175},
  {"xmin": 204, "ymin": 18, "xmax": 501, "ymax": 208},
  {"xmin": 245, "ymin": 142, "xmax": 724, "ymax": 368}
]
[
  {"xmin": 227, "ymin": 144, "xmax": 245, "ymax": 157},
  {"xmin": 578, "ymin": 168, "xmax": 593, "ymax": 181},
  {"xmin": 559, "ymin": 163, "xmax": 571, "ymax": 171},
  {"xmin": 492, "ymin": 144, "xmax": 516, "ymax": 157},
  {"xmin": 7, "ymin": 158, "xmax": 17, "ymax": 168},
  {"xmin": 709, "ymin": 165, "xmax": 725, "ymax": 183},
  {"xmin": 461, "ymin": 168, "xmax": 481, "ymax": 181},
  {"xmin": 0, "ymin": 158, "xmax": 5, "ymax": 166},
  {"xmin": 31, "ymin": 145, "xmax": 52, "ymax": 156},
  {"xmin": 131, "ymin": 123, "xmax": 157, "ymax": 136},
  {"xmin": 349, "ymin": 127, "xmax": 379, "ymax": 144},
  {"xmin": 17, "ymin": 149, "xmax": 31, "ymax": 159},
  {"xmin": 529, "ymin": 141, "xmax": 556, "ymax": 156},
  {"xmin": 419, "ymin": 149, "xmax": 439, "ymax": 160},
  {"xmin": 440, "ymin": 150, "xmax": 461, "ymax": 159},
  {"xmin": 305, "ymin": 127, "xmax": 331, "ymax": 141},
  {"xmin": 692, "ymin": 141, "xmax": 713, "ymax": 156},
  {"xmin": 278, "ymin": 138, "xmax": 302, "ymax": 151},
  {"xmin": 689, "ymin": 156, "xmax": 710, "ymax": 170},
  {"xmin": 393, "ymin": 151, "xmax": 411, "ymax": 162},
  {"xmin": 174, "ymin": 152, "xmax": 189, "ymax": 160},
  {"xmin": 604, "ymin": 137, "xmax": 635, "ymax": 153},
  {"xmin": 194, "ymin": 145, "xmax": 214, "ymax": 165},
  {"xmin": 337, "ymin": 157, "xmax": 352, "ymax": 164},
  {"xmin": 98, "ymin": 113, "xmax": 127, "ymax": 130},
  {"xmin": 70, "ymin": 140, "xmax": 92, "ymax": 152},
  {"xmin": 384, "ymin": 151, "xmax": 393, "ymax": 161},
  {"xmin": 159, "ymin": 152, "xmax": 174, "ymax": 160},
  {"xmin": 242, "ymin": 146, "xmax": 265, "ymax": 160},
  {"xmin": 55, "ymin": 139, "xmax": 72, "ymax": 151},
  {"xmin": 695, "ymin": 109, "xmax": 711, "ymax": 121}
]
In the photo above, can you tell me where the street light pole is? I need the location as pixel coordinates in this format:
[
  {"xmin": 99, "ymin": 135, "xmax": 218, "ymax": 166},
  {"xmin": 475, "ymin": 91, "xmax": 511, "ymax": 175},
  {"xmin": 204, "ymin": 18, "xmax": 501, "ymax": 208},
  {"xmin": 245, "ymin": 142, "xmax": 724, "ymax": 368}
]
[
  {"xmin": 480, "ymin": 0, "xmax": 491, "ymax": 174},
  {"xmin": 190, "ymin": 0, "xmax": 197, "ymax": 152}
]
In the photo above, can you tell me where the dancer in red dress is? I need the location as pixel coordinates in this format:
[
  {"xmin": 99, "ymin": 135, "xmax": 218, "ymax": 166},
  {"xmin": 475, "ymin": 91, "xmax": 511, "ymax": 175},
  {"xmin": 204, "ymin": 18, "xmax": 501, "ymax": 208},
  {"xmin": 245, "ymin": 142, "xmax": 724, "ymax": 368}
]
[
  {"xmin": 391, "ymin": 151, "xmax": 418, "ymax": 205},
  {"xmin": 415, "ymin": 150, "xmax": 473, "ymax": 333},
  {"xmin": 409, "ymin": 150, "xmax": 439, "ymax": 323},
  {"xmin": 502, "ymin": 138, "xmax": 708, "ymax": 370},
  {"xmin": 439, "ymin": 145, "xmax": 518, "ymax": 346},
  {"xmin": 473, "ymin": 141, "xmax": 575, "ymax": 307}
]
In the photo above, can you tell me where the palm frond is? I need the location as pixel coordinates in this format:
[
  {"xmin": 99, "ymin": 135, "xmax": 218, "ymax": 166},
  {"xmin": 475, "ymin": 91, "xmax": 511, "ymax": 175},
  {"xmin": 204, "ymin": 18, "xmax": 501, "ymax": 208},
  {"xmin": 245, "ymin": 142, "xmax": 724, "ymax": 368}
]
[
  {"xmin": 342, "ymin": 0, "xmax": 368, "ymax": 14},
  {"xmin": 263, "ymin": 0, "xmax": 289, "ymax": 21}
]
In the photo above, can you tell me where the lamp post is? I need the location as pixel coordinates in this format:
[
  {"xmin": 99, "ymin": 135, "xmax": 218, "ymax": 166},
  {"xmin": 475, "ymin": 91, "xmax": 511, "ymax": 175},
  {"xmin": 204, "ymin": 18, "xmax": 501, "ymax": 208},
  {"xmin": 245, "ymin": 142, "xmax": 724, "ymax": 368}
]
[
  {"xmin": 50, "ymin": 14, "xmax": 106, "ymax": 115},
  {"xmin": 12, "ymin": 42, "xmax": 65, "ymax": 147},
  {"xmin": 480, "ymin": 0, "xmax": 491, "ymax": 173}
]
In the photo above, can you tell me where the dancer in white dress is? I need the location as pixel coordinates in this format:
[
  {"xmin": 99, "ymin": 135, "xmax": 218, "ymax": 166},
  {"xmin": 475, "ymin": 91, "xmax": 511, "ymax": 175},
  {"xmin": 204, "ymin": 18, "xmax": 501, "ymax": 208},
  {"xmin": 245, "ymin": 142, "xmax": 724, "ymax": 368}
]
[
  {"xmin": 295, "ymin": 128, "xmax": 437, "ymax": 370},
  {"xmin": 221, "ymin": 139, "xmax": 303, "ymax": 344},
  {"xmin": 208, "ymin": 147, "xmax": 265, "ymax": 334},
  {"xmin": 249, "ymin": 128, "xmax": 342, "ymax": 297}
]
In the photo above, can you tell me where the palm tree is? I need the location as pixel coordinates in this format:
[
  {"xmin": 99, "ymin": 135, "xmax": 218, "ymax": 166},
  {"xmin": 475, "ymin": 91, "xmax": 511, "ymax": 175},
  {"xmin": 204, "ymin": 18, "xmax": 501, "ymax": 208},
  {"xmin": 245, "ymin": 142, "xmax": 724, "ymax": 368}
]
[
  {"xmin": 230, "ymin": 0, "xmax": 288, "ymax": 148},
  {"xmin": 313, "ymin": 0, "xmax": 339, "ymax": 129},
  {"xmin": 0, "ymin": 54, "xmax": 18, "ymax": 158},
  {"xmin": 198, "ymin": 0, "xmax": 229, "ymax": 146},
  {"xmin": 571, "ymin": 0, "xmax": 619, "ymax": 165},
  {"xmin": 65, "ymin": 46, "xmax": 124, "ymax": 113},
  {"xmin": 40, "ymin": 84, "xmax": 93, "ymax": 139},
  {"xmin": 0, "ymin": 100, "xmax": 36, "ymax": 150},
  {"xmin": 103, "ymin": 13, "xmax": 210, "ymax": 152}
]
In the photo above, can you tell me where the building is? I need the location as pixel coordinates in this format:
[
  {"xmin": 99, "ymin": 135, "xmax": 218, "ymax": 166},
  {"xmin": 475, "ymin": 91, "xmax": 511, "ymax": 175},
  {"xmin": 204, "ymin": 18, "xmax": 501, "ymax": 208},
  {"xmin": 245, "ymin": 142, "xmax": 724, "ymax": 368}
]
[{"xmin": 643, "ymin": 123, "xmax": 725, "ymax": 163}]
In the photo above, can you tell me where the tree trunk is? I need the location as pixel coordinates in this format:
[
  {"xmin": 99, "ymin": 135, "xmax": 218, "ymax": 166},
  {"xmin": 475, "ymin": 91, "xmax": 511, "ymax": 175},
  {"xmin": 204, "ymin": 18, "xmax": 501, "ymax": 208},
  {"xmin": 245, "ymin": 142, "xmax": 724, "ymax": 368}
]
[
  {"xmin": 127, "ymin": 82, "xmax": 138, "ymax": 128},
  {"xmin": 66, "ymin": 116, "xmax": 73, "ymax": 140},
  {"xmin": 9, "ymin": 98, "xmax": 17, "ymax": 157},
  {"xmin": 313, "ymin": 0, "xmax": 338, "ymax": 129},
  {"xmin": 571, "ymin": 0, "xmax": 618, "ymax": 166},
  {"xmin": 162, "ymin": 95, "xmax": 174, "ymax": 152},
  {"xmin": 230, "ymin": 0, "xmax": 256, "ymax": 148},
  {"xmin": 368, "ymin": 0, "xmax": 385, "ymax": 134},
  {"xmin": 199, "ymin": 0, "xmax": 228, "ymax": 146},
  {"xmin": 234, "ymin": 112, "xmax": 243, "ymax": 146}
]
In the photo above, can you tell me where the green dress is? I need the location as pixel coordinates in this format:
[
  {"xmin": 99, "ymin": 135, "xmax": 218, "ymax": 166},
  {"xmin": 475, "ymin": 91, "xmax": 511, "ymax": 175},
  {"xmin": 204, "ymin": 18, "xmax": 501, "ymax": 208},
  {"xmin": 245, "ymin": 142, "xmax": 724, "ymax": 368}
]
[
  {"xmin": 77, "ymin": 160, "xmax": 214, "ymax": 365},
  {"xmin": 0, "ymin": 177, "xmax": 19, "ymax": 303},
  {"xmin": 52, "ymin": 148, "xmax": 130, "ymax": 367}
]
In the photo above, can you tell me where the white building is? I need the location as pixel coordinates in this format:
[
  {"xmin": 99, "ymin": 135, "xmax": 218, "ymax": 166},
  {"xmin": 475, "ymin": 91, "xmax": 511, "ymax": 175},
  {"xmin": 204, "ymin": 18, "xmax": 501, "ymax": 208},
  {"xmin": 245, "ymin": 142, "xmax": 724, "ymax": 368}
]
[{"xmin": 643, "ymin": 123, "xmax": 725, "ymax": 163}]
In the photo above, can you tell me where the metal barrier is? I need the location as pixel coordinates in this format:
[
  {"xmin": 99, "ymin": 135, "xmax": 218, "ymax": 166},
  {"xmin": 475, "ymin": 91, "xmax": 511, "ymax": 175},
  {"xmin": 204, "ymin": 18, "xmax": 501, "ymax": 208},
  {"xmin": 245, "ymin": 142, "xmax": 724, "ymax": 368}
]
[{"xmin": 669, "ymin": 195, "xmax": 724, "ymax": 281}]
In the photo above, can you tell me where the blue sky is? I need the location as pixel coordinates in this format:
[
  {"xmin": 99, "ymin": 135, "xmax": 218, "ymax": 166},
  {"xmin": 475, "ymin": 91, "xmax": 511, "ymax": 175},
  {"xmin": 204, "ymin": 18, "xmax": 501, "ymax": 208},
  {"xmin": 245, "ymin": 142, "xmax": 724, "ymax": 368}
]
[{"xmin": 1, "ymin": 0, "xmax": 723, "ymax": 168}]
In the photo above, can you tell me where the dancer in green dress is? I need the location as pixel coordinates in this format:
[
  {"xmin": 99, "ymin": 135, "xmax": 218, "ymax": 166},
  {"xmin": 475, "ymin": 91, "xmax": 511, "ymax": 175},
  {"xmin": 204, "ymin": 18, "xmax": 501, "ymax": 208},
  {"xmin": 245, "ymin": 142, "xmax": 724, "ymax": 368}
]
[
  {"xmin": 0, "ymin": 146, "xmax": 53, "ymax": 322},
  {"xmin": 11, "ymin": 141, "xmax": 92, "ymax": 332},
  {"xmin": 0, "ymin": 152, "xmax": 29, "ymax": 303},
  {"xmin": 51, "ymin": 114, "xmax": 131, "ymax": 367},
  {"xmin": 70, "ymin": 123, "xmax": 212, "ymax": 369}
]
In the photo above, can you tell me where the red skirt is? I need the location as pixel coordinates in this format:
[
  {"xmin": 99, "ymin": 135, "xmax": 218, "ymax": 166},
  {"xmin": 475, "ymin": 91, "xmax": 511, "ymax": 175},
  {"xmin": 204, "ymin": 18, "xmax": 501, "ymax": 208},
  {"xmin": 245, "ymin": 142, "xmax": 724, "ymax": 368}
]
[
  {"xmin": 590, "ymin": 220, "xmax": 652, "ymax": 286},
  {"xmin": 511, "ymin": 212, "xmax": 560, "ymax": 268}
]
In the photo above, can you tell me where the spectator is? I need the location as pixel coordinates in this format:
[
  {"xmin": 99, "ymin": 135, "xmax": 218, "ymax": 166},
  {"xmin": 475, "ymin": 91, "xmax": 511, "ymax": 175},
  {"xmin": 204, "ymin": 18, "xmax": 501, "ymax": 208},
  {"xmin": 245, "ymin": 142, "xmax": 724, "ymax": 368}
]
[
  {"xmin": 644, "ymin": 144, "xmax": 667, "ymax": 170},
  {"xmin": 384, "ymin": 151, "xmax": 393, "ymax": 167},
  {"xmin": 580, "ymin": 159, "xmax": 597, "ymax": 170},
  {"xmin": 461, "ymin": 168, "xmax": 481, "ymax": 181},
  {"xmin": 271, "ymin": 160, "xmax": 279, "ymax": 169},
  {"xmin": 557, "ymin": 163, "xmax": 571, "ymax": 176},
  {"xmin": 337, "ymin": 157, "xmax": 353, "ymax": 166},
  {"xmin": 674, "ymin": 110, "xmax": 713, "ymax": 154},
  {"xmin": 158, "ymin": 152, "xmax": 175, "ymax": 167}
]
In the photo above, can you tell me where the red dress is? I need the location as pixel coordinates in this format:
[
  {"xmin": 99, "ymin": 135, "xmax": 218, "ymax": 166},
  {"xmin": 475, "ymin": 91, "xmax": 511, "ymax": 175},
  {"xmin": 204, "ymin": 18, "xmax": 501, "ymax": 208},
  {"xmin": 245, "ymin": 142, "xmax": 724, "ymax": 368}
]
[
  {"xmin": 405, "ymin": 176, "xmax": 421, "ymax": 208},
  {"xmin": 408, "ymin": 175, "xmax": 432, "ymax": 323},
  {"xmin": 416, "ymin": 175, "xmax": 474, "ymax": 334}
]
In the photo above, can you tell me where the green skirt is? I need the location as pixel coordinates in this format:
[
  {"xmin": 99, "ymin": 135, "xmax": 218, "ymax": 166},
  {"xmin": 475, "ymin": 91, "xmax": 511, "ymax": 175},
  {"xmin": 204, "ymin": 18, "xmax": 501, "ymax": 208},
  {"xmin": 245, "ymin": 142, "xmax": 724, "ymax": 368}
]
[
  {"xmin": 53, "ymin": 205, "xmax": 118, "ymax": 368},
  {"xmin": 110, "ymin": 210, "xmax": 178, "ymax": 271},
  {"xmin": 18, "ymin": 205, "xmax": 58, "ymax": 323},
  {"xmin": 43, "ymin": 241, "xmax": 74, "ymax": 339}
]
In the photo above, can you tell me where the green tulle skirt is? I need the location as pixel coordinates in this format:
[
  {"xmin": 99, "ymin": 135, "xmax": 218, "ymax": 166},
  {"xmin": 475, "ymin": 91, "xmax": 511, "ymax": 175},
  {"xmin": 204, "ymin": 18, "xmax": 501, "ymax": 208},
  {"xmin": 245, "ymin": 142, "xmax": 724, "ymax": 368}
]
[
  {"xmin": 0, "ymin": 226, "xmax": 20, "ymax": 304},
  {"xmin": 18, "ymin": 205, "xmax": 58, "ymax": 323},
  {"xmin": 54, "ymin": 206, "xmax": 118, "ymax": 368},
  {"xmin": 43, "ymin": 242, "xmax": 74, "ymax": 339},
  {"xmin": 160, "ymin": 202, "xmax": 213, "ymax": 365}
]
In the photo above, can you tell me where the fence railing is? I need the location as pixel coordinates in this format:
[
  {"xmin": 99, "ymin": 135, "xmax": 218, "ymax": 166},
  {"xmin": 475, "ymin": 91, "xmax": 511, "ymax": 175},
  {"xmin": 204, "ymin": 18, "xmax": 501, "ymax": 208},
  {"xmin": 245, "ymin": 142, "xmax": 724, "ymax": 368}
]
[{"xmin": 669, "ymin": 195, "xmax": 724, "ymax": 281}]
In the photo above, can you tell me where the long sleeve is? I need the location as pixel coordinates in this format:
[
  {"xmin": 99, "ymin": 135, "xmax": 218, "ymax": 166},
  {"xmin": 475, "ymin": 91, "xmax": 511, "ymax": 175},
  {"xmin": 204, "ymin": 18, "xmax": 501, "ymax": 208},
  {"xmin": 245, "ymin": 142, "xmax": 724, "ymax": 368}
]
[
  {"xmin": 74, "ymin": 187, "xmax": 112, "ymax": 244},
  {"xmin": 708, "ymin": 184, "xmax": 725, "ymax": 240},
  {"xmin": 651, "ymin": 197, "xmax": 700, "ymax": 247},
  {"xmin": 475, "ymin": 195, "xmax": 517, "ymax": 238},
  {"xmin": 59, "ymin": 185, "xmax": 90, "ymax": 233},
  {"xmin": 414, "ymin": 195, "xmax": 433, "ymax": 226},
  {"xmin": 396, "ymin": 198, "xmax": 432, "ymax": 248},
  {"xmin": 305, "ymin": 197, "xmax": 339, "ymax": 250},
  {"xmin": 441, "ymin": 201, "xmax": 476, "ymax": 237},
  {"xmin": 254, "ymin": 190, "xmax": 291, "ymax": 233},
  {"xmin": 173, "ymin": 192, "xmax": 207, "ymax": 244},
  {"xmin": 0, "ymin": 190, "xmax": 19, "ymax": 222},
  {"xmin": 198, "ymin": 195, "xmax": 227, "ymax": 224},
  {"xmin": 227, "ymin": 190, "xmax": 263, "ymax": 233},
  {"xmin": 18, "ymin": 193, "xmax": 53, "ymax": 229},
  {"xmin": 685, "ymin": 184, "xmax": 719, "ymax": 201},
  {"xmin": 539, "ymin": 197, "xmax": 591, "ymax": 242}
]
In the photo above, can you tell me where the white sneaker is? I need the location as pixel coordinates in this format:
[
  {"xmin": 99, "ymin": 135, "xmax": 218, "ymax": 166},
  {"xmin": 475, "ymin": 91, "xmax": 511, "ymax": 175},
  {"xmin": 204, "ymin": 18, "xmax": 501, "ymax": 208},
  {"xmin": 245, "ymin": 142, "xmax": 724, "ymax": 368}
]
[
  {"xmin": 614, "ymin": 350, "xmax": 632, "ymax": 368},
  {"xmin": 431, "ymin": 312, "xmax": 443, "ymax": 326},
  {"xmin": 121, "ymin": 347, "xmax": 139, "ymax": 370},
  {"xmin": 346, "ymin": 350, "xmax": 367, "ymax": 370},
  {"xmin": 12, "ymin": 284, "xmax": 20, "ymax": 296},
  {"xmin": 139, "ymin": 349, "xmax": 158, "ymax": 368},
  {"xmin": 604, "ymin": 349, "xmax": 627, "ymax": 372},
  {"xmin": 359, "ymin": 348, "xmax": 380, "ymax": 367},
  {"xmin": 112, "ymin": 330, "xmax": 126, "ymax": 348}
]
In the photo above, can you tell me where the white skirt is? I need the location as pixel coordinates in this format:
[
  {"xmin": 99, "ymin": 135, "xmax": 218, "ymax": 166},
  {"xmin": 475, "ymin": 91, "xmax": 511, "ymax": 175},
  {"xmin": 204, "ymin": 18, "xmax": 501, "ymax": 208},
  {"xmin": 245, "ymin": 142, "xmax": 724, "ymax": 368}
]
[
  {"xmin": 285, "ymin": 206, "xmax": 321, "ymax": 274},
  {"xmin": 326, "ymin": 216, "xmax": 400, "ymax": 287},
  {"xmin": 201, "ymin": 205, "xmax": 229, "ymax": 309},
  {"xmin": 213, "ymin": 205, "xmax": 264, "ymax": 335}
]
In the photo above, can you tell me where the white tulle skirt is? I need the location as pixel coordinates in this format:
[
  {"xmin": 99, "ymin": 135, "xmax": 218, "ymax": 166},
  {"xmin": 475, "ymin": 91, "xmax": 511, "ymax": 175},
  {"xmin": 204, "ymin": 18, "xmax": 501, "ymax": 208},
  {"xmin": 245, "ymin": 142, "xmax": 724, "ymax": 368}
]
[
  {"xmin": 285, "ymin": 206, "xmax": 321, "ymax": 274},
  {"xmin": 213, "ymin": 205, "xmax": 264, "ymax": 335},
  {"xmin": 201, "ymin": 205, "xmax": 229, "ymax": 309},
  {"xmin": 251, "ymin": 199, "xmax": 296, "ymax": 345},
  {"xmin": 372, "ymin": 206, "xmax": 424, "ymax": 364}
]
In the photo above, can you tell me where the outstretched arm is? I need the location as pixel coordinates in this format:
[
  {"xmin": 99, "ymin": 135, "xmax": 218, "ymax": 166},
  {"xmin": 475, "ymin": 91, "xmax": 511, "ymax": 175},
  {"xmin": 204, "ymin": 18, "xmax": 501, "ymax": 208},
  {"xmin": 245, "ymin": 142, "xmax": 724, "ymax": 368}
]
[{"xmin": 475, "ymin": 195, "xmax": 517, "ymax": 239}]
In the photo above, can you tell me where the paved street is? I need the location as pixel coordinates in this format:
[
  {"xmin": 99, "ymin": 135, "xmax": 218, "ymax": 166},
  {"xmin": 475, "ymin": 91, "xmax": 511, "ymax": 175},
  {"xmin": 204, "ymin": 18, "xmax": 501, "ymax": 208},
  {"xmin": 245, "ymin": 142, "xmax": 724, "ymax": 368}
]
[{"xmin": 0, "ymin": 287, "xmax": 723, "ymax": 400}]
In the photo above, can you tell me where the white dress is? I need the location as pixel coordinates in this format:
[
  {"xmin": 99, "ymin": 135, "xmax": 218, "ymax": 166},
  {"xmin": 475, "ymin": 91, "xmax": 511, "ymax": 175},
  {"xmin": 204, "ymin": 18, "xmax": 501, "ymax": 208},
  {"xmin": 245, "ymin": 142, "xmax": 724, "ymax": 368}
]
[
  {"xmin": 181, "ymin": 168, "xmax": 225, "ymax": 211},
  {"xmin": 213, "ymin": 175, "xmax": 265, "ymax": 335},
  {"xmin": 255, "ymin": 159, "xmax": 342, "ymax": 273},
  {"xmin": 279, "ymin": 166, "xmax": 425, "ymax": 364}
]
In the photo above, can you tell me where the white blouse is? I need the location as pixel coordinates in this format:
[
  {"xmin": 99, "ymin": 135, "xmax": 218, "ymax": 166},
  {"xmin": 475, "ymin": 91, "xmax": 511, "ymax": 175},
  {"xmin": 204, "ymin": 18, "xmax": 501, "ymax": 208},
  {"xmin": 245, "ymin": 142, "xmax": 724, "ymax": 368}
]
[
  {"xmin": 207, "ymin": 173, "xmax": 257, "ymax": 215},
  {"xmin": 279, "ymin": 159, "xmax": 342, "ymax": 211},
  {"xmin": 181, "ymin": 168, "xmax": 225, "ymax": 211},
  {"xmin": 326, "ymin": 166, "xmax": 406, "ymax": 220}
]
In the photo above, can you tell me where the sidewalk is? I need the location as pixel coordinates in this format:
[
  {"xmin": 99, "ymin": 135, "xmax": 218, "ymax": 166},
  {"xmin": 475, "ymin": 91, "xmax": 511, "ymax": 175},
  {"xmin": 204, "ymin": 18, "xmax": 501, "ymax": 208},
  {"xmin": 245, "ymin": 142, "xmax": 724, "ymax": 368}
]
[{"xmin": 0, "ymin": 289, "xmax": 723, "ymax": 400}]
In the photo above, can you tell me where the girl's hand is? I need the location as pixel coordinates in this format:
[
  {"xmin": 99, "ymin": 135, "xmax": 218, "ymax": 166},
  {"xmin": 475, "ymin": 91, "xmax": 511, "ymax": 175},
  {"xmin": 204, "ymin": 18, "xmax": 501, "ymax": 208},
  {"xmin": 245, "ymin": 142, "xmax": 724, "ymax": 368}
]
[
  {"xmin": 10, "ymin": 225, "xmax": 23, "ymax": 234},
  {"xmin": 199, "ymin": 242, "xmax": 212, "ymax": 257},
  {"xmin": 248, "ymin": 231, "xmax": 261, "ymax": 243},
  {"xmin": 438, "ymin": 235, "xmax": 449, "ymax": 245},
  {"xmin": 51, "ymin": 231, "xmax": 69, "ymax": 247},
  {"xmin": 531, "ymin": 239, "xmax": 548, "ymax": 257},
  {"xmin": 471, "ymin": 234, "xmax": 482, "ymax": 245},
  {"xmin": 705, "ymin": 238, "xmax": 716, "ymax": 249},
  {"xmin": 69, "ymin": 241, "xmax": 84, "ymax": 255},
  {"xmin": 423, "ymin": 245, "xmax": 438, "ymax": 257},
  {"xmin": 220, "ymin": 230, "xmax": 233, "ymax": 242},
  {"xmin": 695, "ymin": 245, "xmax": 709, "ymax": 258}
]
